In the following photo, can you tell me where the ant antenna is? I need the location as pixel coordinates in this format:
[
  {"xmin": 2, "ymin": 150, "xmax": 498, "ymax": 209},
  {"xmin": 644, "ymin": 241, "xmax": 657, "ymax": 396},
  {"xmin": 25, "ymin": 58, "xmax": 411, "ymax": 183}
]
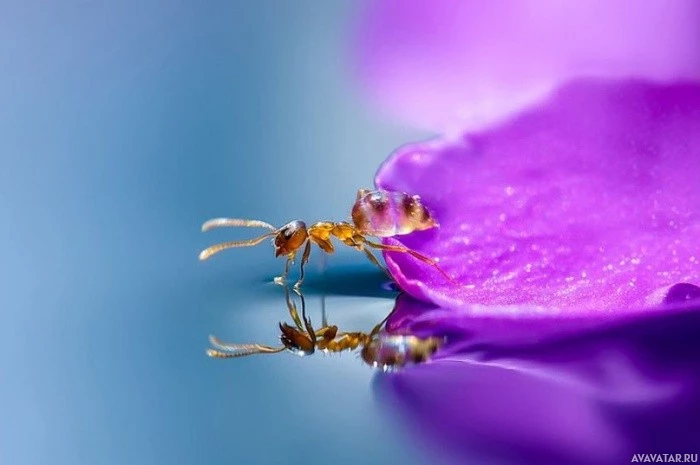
[
  {"xmin": 199, "ymin": 232, "xmax": 276, "ymax": 260},
  {"xmin": 199, "ymin": 217, "xmax": 279, "ymax": 260},
  {"xmin": 201, "ymin": 218, "xmax": 276, "ymax": 232}
]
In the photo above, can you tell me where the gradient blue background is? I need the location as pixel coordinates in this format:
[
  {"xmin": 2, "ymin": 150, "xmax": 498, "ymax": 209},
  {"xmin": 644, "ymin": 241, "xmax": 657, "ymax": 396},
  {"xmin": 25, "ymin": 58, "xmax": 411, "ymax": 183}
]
[{"xmin": 0, "ymin": 2, "xmax": 435, "ymax": 464}]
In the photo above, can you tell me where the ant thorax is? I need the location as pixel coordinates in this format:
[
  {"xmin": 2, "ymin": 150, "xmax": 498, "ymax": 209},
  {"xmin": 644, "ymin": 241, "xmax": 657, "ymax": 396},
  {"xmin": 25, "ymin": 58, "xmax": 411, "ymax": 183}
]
[{"xmin": 351, "ymin": 190, "xmax": 438, "ymax": 238}]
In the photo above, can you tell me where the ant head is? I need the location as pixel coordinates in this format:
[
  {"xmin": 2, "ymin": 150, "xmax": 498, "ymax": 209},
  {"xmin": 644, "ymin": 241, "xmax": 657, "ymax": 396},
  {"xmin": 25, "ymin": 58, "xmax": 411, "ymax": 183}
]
[
  {"xmin": 274, "ymin": 221, "xmax": 309, "ymax": 257},
  {"xmin": 279, "ymin": 322, "xmax": 315, "ymax": 355}
]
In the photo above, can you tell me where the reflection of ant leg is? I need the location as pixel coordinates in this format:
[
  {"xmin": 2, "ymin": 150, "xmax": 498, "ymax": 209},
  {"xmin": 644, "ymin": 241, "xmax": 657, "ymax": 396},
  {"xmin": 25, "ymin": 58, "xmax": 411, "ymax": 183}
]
[
  {"xmin": 282, "ymin": 285, "xmax": 316, "ymax": 339},
  {"xmin": 364, "ymin": 240, "xmax": 453, "ymax": 282},
  {"xmin": 207, "ymin": 336, "xmax": 284, "ymax": 358},
  {"xmin": 296, "ymin": 286, "xmax": 316, "ymax": 342},
  {"xmin": 283, "ymin": 285, "xmax": 305, "ymax": 331},
  {"xmin": 368, "ymin": 311, "xmax": 392, "ymax": 339},
  {"xmin": 294, "ymin": 240, "xmax": 312, "ymax": 289},
  {"xmin": 311, "ymin": 277, "xmax": 338, "ymax": 342},
  {"xmin": 320, "ymin": 293, "xmax": 328, "ymax": 328}
]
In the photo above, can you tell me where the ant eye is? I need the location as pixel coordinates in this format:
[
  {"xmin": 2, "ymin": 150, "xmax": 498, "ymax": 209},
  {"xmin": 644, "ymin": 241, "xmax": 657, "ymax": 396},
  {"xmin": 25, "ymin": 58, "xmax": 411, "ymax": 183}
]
[{"xmin": 281, "ymin": 221, "xmax": 298, "ymax": 237}]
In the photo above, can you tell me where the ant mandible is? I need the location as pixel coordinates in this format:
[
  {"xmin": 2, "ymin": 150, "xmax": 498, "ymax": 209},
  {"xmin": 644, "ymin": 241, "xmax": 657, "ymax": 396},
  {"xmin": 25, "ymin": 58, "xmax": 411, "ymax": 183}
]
[
  {"xmin": 206, "ymin": 285, "xmax": 443, "ymax": 370},
  {"xmin": 199, "ymin": 189, "xmax": 453, "ymax": 288}
]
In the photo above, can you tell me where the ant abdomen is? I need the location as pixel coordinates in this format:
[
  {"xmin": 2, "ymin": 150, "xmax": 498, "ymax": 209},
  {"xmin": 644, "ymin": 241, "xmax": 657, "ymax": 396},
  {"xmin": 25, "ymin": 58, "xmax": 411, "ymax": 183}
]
[
  {"xmin": 361, "ymin": 334, "xmax": 442, "ymax": 370},
  {"xmin": 352, "ymin": 190, "xmax": 438, "ymax": 238}
]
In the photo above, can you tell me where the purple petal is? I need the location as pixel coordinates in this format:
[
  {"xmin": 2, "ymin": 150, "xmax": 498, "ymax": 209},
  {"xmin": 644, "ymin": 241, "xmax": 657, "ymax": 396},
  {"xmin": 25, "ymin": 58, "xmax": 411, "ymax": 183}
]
[
  {"xmin": 377, "ymin": 293, "xmax": 700, "ymax": 465},
  {"xmin": 355, "ymin": 0, "xmax": 700, "ymax": 132},
  {"xmin": 376, "ymin": 80, "xmax": 700, "ymax": 313}
]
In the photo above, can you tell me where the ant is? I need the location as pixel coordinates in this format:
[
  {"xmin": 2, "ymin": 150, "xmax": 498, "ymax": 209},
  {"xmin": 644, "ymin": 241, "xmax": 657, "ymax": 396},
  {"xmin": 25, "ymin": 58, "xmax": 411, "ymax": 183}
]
[
  {"xmin": 199, "ymin": 189, "xmax": 453, "ymax": 288},
  {"xmin": 206, "ymin": 286, "xmax": 443, "ymax": 370}
]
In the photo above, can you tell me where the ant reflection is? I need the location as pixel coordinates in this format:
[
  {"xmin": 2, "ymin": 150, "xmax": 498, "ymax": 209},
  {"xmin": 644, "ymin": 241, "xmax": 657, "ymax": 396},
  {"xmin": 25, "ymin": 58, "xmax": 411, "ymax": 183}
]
[{"xmin": 207, "ymin": 286, "xmax": 442, "ymax": 370}]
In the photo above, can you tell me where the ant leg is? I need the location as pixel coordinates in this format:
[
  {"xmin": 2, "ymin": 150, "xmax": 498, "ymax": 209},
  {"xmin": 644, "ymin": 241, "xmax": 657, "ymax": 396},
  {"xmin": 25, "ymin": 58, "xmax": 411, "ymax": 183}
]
[
  {"xmin": 274, "ymin": 252, "xmax": 296, "ymax": 285},
  {"xmin": 332, "ymin": 233, "xmax": 390, "ymax": 278},
  {"xmin": 361, "ymin": 247, "xmax": 390, "ymax": 277},
  {"xmin": 364, "ymin": 240, "xmax": 454, "ymax": 283},
  {"xmin": 294, "ymin": 240, "xmax": 312, "ymax": 289}
]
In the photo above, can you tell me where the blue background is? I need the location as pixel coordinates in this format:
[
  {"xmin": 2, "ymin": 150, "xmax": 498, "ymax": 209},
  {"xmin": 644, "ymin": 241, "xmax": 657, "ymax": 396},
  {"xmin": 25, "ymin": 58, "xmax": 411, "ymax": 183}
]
[{"xmin": 0, "ymin": 2, "xmax": 435, "ymax": 464}]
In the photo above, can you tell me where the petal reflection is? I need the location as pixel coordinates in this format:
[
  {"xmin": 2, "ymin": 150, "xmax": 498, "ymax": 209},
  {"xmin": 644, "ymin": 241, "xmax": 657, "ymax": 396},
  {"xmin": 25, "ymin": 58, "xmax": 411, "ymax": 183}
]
[{"xmin": 376, "ymin": 294, "xmax": 700, "ymax": 465}]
